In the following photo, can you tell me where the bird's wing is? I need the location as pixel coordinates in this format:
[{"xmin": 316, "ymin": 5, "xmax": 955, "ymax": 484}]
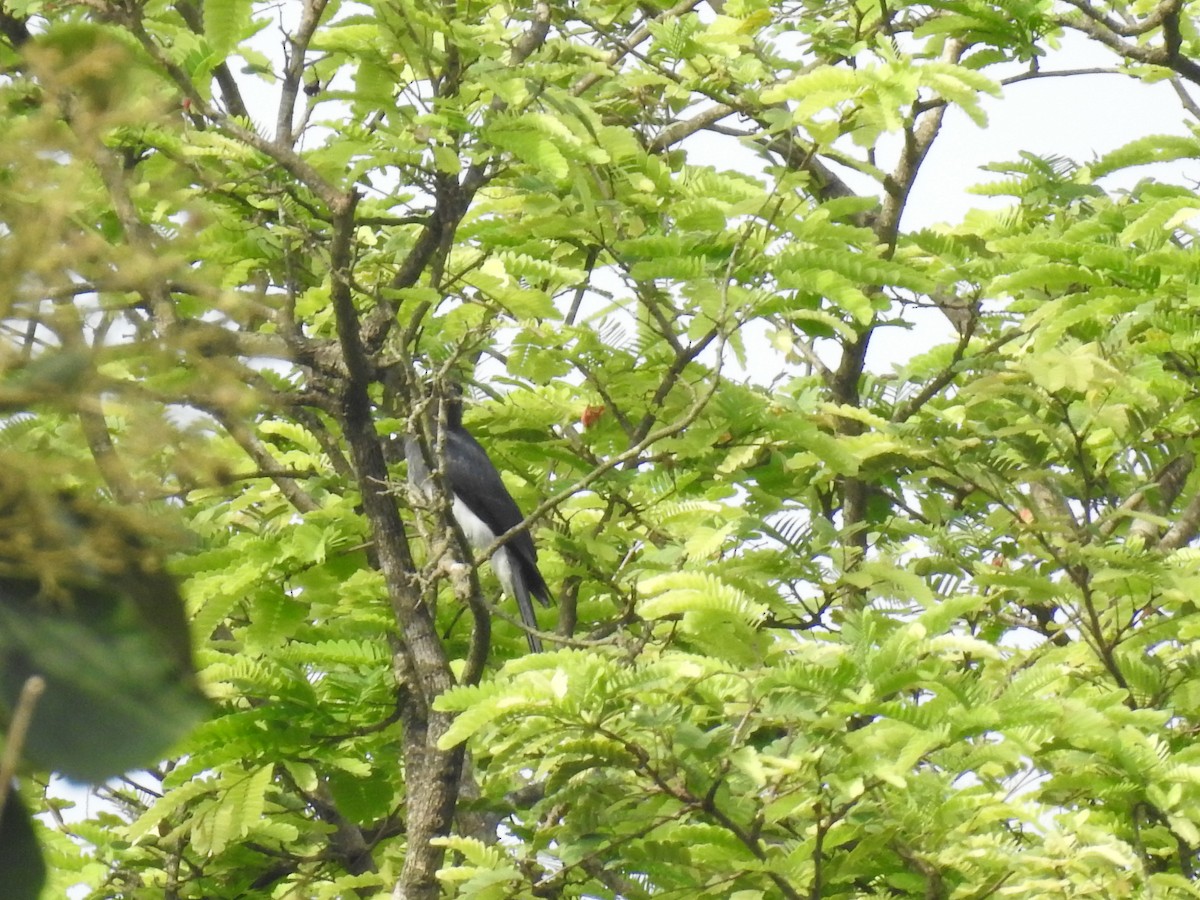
[
  {"xmin": 443, "ymin": 428, "xmax": 552, "ymax": 607},
  {"xmin": 443, "ymin": 428, "xmax": 535, "ymax": 553},
  {"xmin": 404, "ymin": 435, "xmax": 433, "ymax": 496}
]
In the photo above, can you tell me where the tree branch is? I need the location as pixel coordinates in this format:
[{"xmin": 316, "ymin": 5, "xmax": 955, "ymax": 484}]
[
  {"xmin": 1056, "ymin": 2, "xmax": 1200, "ymax": 87},
  {"xmin": 1158, "ymin": 487, "xmax": 1200, "ymax": 551},
  {"xmin": 121, "ymin": 9, "xmax": 345, "ymax": 210},
  {"xmin": 173, "ymin": 0, "xmax": 252, "ymax": 121},
  {"xmin": 211, "ymin": 410, "xmax": 321, "ymax": 514},
  {"xmin": 570, "ymin": 0, "xmax": 707, "ymax": 97},
  {"xmin": 276, "ymin": 0, "xmax": 330, "ymax": 148},
  {"xmin": 0, "ymin": 676, "xmax": 45, "ymax": 828}
]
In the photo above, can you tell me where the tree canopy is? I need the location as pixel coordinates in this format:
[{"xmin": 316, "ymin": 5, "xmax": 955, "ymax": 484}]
[{"xmin": 5, "ymin": 0, "xmax": 1200, "ymax": 897}]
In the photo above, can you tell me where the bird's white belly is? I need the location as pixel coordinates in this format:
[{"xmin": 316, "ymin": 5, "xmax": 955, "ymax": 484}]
[
  {"xmin": 451, "ymin": 496, "xmax": 517, "ymax": 597},
  {"xmin": 451, "ymin": 496, "xmax": 494, "ymax": 551}
]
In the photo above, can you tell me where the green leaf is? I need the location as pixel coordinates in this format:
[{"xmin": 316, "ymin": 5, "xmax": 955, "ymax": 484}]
[
  {"xmin": 207, "ymin": 764, "xmax": 274, "ymax": 856},
  {"xmin": 0, "ymin": 477, "xmax": 208, "ymax": 782},
  {"xmin": 1091, "ymin": 134, "xmax": 1200, "ymax": 179},
  {"xmin": 127, "ymin": 778, "xmax": 215, "ymax": 845},
  {"xmin": 639, "ymin": 572, "xmax": 766, "ymax": 625},
  {"xmin": 0, "ymin": 794, "xmax": 45, "ymax": 900},
  {"xmin": 203, "ymin": 0, "xmax": 253, "ymax": 59},
  {"xmin": 435, "ymin": 680, "xmax": 533, "ymax": 749},
  {"xmin": 487, "ymin": 125, "xmax": 569, "ymax": 179},
  {"xmin": 308, "ymin": 23, "xmax": 381, "ymax": 54},
  {"xmin": 1120, "ymin": 196, "xmax": 1200, "ymax": 245},
  {"xmin": 1022, "ymin": 343, "xmax": 1116, "ymax": 393},
  {"xmin": 762, "ymin": 65, "xmax": 859, "ymax": 106}
]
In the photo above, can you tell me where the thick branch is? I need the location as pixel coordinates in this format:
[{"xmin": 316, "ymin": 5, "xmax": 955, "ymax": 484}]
[
  {"xmin": 325, "ymin": 191, "xmax": 462, "ymax": 900},
  {"xmin": 1097, "ymin": 454, "xmax": 1194, "ymax": 541},
  {"xmin": 78, "ymin": 398, "xmax": 139, "ymax": 504},
  {"xmin": 1158, "ymin": 488, "xmax": 1200, "ymax": 551},
  {"xmin": 1059, "ymin": 0, "xmax": 1182, "ymax": 36},
  {"xmin": 276, "ymin": 0, "xmax": 330, "ymax": 148},
  {"xmin": 1056, "ymin": 2, "xmax": 1200, "ymax": 87}
]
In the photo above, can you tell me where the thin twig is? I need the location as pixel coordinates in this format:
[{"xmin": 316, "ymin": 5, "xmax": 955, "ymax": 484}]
[
  {"xmin": 570, "ymin": 0, "xmax": 707, "ymax": 97},
  {"xmin": 1169, "ymin": 76, "xmax": 1200, "ymax": 119},
  {"xmin": 0, "ymin": 675, "xmax": 47, "ymax": 826}
]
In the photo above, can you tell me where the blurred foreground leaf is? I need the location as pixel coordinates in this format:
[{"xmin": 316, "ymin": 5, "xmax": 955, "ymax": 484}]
[
  {"xmin": 0, "ymin": 792, "xmax": 45, "ymax": 900},
  {"xmin": 0, "ymin": 464, "xmax": 208, "ymax": 782}
]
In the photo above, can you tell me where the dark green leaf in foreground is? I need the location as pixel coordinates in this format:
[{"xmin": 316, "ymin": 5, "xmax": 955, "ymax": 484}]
[
  {"xmin": 0, "ymin": 792, "xmax": 45, "ymax": 900},
  {"xmin": 0, "ymin": 467, "xmax": 208, "ymax": 782}
]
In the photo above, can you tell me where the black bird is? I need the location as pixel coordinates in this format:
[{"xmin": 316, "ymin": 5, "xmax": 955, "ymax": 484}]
[{"xmin": 405, "ymin": 388, "xmax": 552, "ymax": 653}]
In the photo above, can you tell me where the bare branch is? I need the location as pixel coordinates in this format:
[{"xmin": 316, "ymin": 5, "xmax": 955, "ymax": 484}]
[
  {"xmin": 649, "ymin": 102, "xmax": 737, "ymax": 153},
  {"xmin": 1058, "ymin": 0, "xmax": 1182, "ymax": 37},
  {"xmin": 1159, "ymin": 489, "xmax": 1200, "ymax": 551},
  {"xmin": 1169, "ymin": 76, "xmax": 1200, "ymax": 119},
  {"xmin": 790, "ymin": 334, "xmax": 835, "ymax": 383},
  {"xmin": 1056, "ymin": 2, "xmax": 1200, "ymax": 87},
  {"xmin": 276, "ymin": 0, "xmax": 330, "ymax": 148},
  {"xmin": 0, "ymin": 676, "xmax": 46, "ymax": 827}
]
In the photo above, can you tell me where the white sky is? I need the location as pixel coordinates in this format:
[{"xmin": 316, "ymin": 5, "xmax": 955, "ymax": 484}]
[
  {"xmin": 659, "ymin": 33, "xmax": 1198, "ymax": 379},
  {"xmin": 911, "ymin": 33, "xmax": 1194, "ymax": 229},
  {"xmin": 873, "ymin": 33, "xmax": 1193, "ymax": 371}
]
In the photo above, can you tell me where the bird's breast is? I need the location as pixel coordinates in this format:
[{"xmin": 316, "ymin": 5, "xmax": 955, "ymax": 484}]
[{"xmin": 451, "ymin": 495, "xmax": 498, "ymax": 552}]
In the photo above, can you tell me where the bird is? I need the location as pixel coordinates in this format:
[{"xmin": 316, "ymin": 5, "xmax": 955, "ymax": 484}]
[{"xmin": 405, "ymin": 386, "xmax": 552, "ymax": 653}]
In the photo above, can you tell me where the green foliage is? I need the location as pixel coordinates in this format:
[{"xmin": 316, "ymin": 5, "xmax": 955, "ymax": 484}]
[
  {"xmin": 5, "ymin": 0, "xmax": 1200, "ymax": 898},
  {"xmin": 0, "ymin": 794, "xmax": 45, "ymax": 900},
  {"xmin": 0, "ymin": 469, "xmax": 207, "ymax": 890},
  {"xmin": 0, "ymin": 468, "xmax": 208, "ymax": 777}
]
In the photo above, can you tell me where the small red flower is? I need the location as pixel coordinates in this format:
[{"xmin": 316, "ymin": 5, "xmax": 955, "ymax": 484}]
[{"xmin": 581, "ymin": 405, "xmax": 605, "ymax": 429}]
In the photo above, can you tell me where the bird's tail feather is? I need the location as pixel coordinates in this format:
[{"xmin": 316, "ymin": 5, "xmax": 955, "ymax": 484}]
[
  {"xmin": 514, "ymin": 578, "xmax": 544, "ymax": 654},
  {"xmin": 527, "ymin": 565, "xmax": 553, "ymax": 608}
]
